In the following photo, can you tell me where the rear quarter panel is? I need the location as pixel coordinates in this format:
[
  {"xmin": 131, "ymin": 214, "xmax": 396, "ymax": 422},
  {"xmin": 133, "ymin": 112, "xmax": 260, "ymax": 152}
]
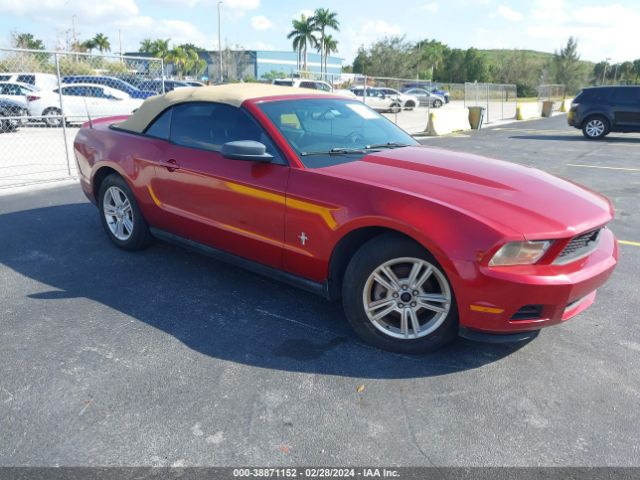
[{"xmin": 74, "ymin": 119, "xmax": 162, "ymax": 224}]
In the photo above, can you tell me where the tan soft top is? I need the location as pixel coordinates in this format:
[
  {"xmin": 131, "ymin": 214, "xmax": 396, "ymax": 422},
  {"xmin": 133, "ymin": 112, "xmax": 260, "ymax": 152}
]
[{"xmin": 116, "ymin": 83, "xmax": 331, "ymax": 133}]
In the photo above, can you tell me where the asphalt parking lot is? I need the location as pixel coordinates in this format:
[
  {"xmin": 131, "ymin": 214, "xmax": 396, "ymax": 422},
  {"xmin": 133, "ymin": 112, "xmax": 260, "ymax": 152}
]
[{"xmin": 1, "ymin": 114, "xmax": 639, "ymax": 467}]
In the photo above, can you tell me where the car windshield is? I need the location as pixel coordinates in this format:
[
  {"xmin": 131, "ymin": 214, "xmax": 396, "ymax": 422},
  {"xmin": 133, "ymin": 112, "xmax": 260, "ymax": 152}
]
[{"xmin": 257, "ymin": 98, "xmax": 417, "ymax": 168}]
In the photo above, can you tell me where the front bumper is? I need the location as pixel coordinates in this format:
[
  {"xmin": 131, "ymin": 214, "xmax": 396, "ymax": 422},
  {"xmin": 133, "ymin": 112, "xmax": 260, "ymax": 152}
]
[{"xmin": 457, "ymin": 228, "xmax": 618, "ymax": 336}]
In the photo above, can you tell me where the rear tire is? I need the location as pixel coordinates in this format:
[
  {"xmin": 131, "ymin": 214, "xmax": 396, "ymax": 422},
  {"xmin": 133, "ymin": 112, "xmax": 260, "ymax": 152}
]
[
  {"xmin": 342, "ymin": 234, "xmax": 458, "ymax": 354},
  {"xmin": 43, "ymin": 107, "xmax": 64, "ymax": 128},
  {"xmin": 98, "ymin": 174, "xmax": 152, "ymax": 251},
  {"xmin": 433, "ymin": 99, "xmax": 443, "ymax": 108},
  {"xmin": 582, "ymin": 115, "xmax": 609, "ymax": 139}
]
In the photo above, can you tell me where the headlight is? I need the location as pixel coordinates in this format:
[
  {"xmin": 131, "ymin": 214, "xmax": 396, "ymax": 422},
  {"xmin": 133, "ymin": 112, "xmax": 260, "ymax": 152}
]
[{"xmin": 489, "ymin": 240, "xmax": 552, "ymax": 266}]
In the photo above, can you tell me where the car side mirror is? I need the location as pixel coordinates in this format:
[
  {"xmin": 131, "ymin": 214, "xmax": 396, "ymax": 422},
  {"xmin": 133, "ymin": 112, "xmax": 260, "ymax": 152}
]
[{"xmin": 221, "ymin": 141, "xmax": 274, "ymax": 163}]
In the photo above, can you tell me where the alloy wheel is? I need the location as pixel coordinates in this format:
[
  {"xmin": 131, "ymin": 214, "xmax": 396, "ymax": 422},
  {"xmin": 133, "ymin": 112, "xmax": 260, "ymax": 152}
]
[
  {"xmin": 362, "ymin": 257, "xmax": 451, "ymax": 340},
  {"xmin": 585, "ymin": 119, "xmax": 605, "ymax": 138},
  {"xmin": 103, "ymin": 186, "xmax": 134, "ymax": 241}
]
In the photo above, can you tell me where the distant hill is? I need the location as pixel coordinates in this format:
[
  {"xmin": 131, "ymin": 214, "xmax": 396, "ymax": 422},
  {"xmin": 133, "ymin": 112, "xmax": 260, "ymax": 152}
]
[{"xmin": 478, "ymin": 48, "xmax": 595, "ymax": 69}]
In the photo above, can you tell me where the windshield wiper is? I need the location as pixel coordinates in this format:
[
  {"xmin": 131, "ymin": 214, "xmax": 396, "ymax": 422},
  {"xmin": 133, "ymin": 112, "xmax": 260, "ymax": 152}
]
[
  {"xmin": 300, "ymin": 147, "xmax": 371, "ymax": 156},
  {"xmin": 300, "ymin": 143, "xmax": 411, "ymax": 157},
  {"xmin": 364, "ymin": 142, "xmax": 411, "ymax": 149}
]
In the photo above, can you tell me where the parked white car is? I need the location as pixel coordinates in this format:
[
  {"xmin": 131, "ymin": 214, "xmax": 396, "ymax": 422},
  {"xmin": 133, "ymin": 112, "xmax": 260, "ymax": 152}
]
[
  {"xmin": 350, "ymin": 87, "xmax": 402, "ymax": 113},
  {"xmin": 0, "ymin": 73, "xmax": 58, "ymax": 91},
  {"xmin": 0, "ymin": 82, "xmax": 38, "ymax": 108},
  {"xmin": 377, "ymin": 87, "xmax": 420, "ymax": 110},
  {"xmin": 27, "ymin": 84, "xmax": 143, "ymax": 127},
  {"xmin": 273, "ymin": 78, "xmax": 358, "ymax": 99},
  {"xmin": 273, "ymin": 78, "xmax": 333, "ymax": 91}
]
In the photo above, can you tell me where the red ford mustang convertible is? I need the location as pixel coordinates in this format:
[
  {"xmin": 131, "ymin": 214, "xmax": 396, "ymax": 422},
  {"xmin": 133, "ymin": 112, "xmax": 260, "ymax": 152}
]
[{"xmin": 74, "ymin": 84, "xmax": 618, "ymax": 353}]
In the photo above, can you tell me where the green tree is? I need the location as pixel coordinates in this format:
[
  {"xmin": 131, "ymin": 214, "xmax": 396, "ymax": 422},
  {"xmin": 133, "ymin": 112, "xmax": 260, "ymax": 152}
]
[
  {"xmin": 92, "ymin": 33, "xmax": 111, "ymax": 53},
  {"xmin": 322, "ymin": 34, "xmax": 338, "ymax": 76},
  {"xmin": 80, "ymin": 39, "xmax": 96, "ymax": 53},
  {"xmin": 464, "ymin": 48, "xmax": 489, "ymax": 82},
  {"xmin": 12, "ymin": 32, "xmax": 46, "ymax": 50},
  {"xmin": 416, "ymin": 39, "xmax": 447, "ymax": 79},
  {"xmin": 139, "ymin": 38, "xmax": 154, "ymax": 53},
  {"xmin": 261, "ymin": 70, "xmax": 287, "ymax": 81},
  {"xmin": 634, "ymin": 59, "xmax": 640, "ymax": 84},
  {"xmin": 441, "ymin": 49, "xmax": 466, "ymax": 82},
  {"xmin": 150, "ymin": 39, "xmax": 170, "ymax": 62},
  {"xmin": 167, "ymin": 46, "xmax": 188, "ymax": 79},
  {"xmin": 554, "ymin": 37, "xmax": 586, "ymax": 94},
  {"xmin": 311, "ymin": 8, "xmax": 339, "ymax": 76},
  {"xmin": 287, "ymin": 14, "xmax": 318, "ymax": 72}
]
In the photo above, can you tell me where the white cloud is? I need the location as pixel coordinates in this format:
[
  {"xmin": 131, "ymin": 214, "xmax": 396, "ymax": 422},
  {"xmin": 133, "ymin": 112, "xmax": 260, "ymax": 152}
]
[
  {"xmin": 249, "ymin": 41, "xmax": 275, "ymax": 50},
  {"xmin": 0, "ymin": 0, "xmax": 139, "ymax": 23},
  {"xmin": 359, "ymin": 20, "xmax": 402, "ymax": 36},
  {"xmin": 525, "ymin": 1, "xmax": 639, "ymax": 62},
  {"xmin": 344, "ymin": 19, "xmax": 403, "ymax": 61},
  {"xmin": 497, "ymin": 5, "xmax": 523, "ymax": 22},
  {"xmin": 250, "ymin": 15, "xmax": 274, "ymax": 31},
  {"xmin": 223, "ymin": 0, "xmax": 260, "ymax": 10},
  {"xmin": 421, "ymin": 2, "xmax": 439, "ymax": 13},
  {"xmin": 292, "ymin": 9, "xmax": 314, "ymax": 20},
  {"xmin": 531, "ymin": 0, "xmax": 569, "ymax": 22}
]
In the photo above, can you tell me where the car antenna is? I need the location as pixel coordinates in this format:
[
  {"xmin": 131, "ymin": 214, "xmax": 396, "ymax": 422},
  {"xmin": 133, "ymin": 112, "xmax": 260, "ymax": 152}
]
[{"xmin": 82, "ymin": 96, "xmax": 94, "ymax": 129}]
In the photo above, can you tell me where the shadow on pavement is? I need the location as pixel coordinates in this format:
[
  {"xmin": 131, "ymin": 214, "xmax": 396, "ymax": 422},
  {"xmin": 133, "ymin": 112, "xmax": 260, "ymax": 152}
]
[
  {"xmin": 0, "ymin": 203, "xmax": 532, "ymax": 379},
  {"xmin": 509, "ymin": 134, "xmax": 640, "ymax": 143}
]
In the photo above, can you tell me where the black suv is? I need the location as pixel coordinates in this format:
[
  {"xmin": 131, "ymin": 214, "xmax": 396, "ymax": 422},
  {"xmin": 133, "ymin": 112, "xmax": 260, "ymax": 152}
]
[{"xmin": 568, "ymin": 86, "xmax": 640, "ymax": 139}]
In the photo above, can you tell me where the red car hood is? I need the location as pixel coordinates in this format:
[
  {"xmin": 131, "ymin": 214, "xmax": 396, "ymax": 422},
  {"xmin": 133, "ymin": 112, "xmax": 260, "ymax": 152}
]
[{"xmin": 322, "ymin": 146, "xmax": 613, "ymax": 239}]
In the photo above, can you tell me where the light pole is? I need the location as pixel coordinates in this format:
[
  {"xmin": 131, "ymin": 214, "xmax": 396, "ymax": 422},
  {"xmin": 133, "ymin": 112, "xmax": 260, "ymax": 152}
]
[
  {"xmin": 217, "ymin": 1, "xmax": 223, "ymax": 83},
  {"xmin": 71, "ymin": 15, "xmax": 77, "ymax": 49},
  {"xmin": 602, "ymin": 57, "xmax": 611, "ymax": 85}
]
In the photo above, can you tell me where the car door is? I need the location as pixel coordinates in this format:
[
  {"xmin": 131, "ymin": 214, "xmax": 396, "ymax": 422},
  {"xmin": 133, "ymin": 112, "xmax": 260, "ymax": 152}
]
[
  {"xmin": 611, "ymin": 87, "xmax": 640, "ymax": 128},
  {"xmin": 148, "ymin": 101, "xmax": 290, "ymax": 269},
  {"xmin": 58, "ymin": 86, "xmax": 89, "ymax": 120}
]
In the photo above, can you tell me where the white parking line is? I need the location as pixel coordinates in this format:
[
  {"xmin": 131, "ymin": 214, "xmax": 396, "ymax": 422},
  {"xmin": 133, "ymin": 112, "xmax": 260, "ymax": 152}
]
[{"xmin": 567, "ymin": 164, "xmax": 640, "ymax": 172}]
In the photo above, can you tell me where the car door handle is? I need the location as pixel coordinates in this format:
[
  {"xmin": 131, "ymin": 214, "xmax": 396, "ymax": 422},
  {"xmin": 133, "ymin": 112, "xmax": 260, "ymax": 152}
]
[{"xmin": 163, "ymin": 158, "xmax": 180, "ymax": 172}]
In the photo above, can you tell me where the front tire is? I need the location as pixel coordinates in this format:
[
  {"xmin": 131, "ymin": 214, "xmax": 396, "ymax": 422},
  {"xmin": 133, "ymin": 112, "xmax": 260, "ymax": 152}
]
[
  {"xmin": 342, "ymin": 234, "xmax": 458, "ymax": 354},
  {"xmin": 582, "ymin": 115, "xmax": 609, "ymax": 139},
  {"xmin": 42, "ymin": 107, "xmax": 64, "ymax": 128},
  {"xmin": 98, "ymin": 174, "xmax": 152, "ymax": 251}
]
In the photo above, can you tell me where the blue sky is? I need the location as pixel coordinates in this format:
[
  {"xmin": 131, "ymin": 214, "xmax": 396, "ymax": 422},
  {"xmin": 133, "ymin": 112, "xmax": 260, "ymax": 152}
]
[{"xmin": 0, "ymin": 0, "xmax": 637, "ymax": 63}]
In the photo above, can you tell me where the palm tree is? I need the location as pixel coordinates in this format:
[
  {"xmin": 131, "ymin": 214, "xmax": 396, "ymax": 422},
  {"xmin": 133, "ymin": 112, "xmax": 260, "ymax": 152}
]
[
  {"xmin": 150, "ymin": 39, "xmax": 170, "ymax": 61},
  {"xmin": 167, "ymin": 46, "xmax": 188, "ymax": 79},
  {"xmin": 322, "ymin": 35, "xmax": 338, "ymax": 78},
  {"xmin": 311, "ymin": 8, "xmax": 339, "ymax": 76},
  {"xmin": 80, "ymin": 39, "xmax": 96, "ymax": 53},
  {"xmin": 183, "ymin": 47, "xmax": 206, "ymax": 78},
  {"xmin": 92, "ymin": 33, "xmax": 111, "ymax": 53},
  {"xmin": 287, "ymin": 14, "xmax": 318, "ymax": 72},
  {"xmin": 139, "ymin": 38, "xmax": 154, "ymax": 53}
]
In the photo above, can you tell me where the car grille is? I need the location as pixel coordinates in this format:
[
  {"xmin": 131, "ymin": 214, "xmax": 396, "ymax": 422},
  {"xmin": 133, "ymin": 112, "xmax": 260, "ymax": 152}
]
[{"xmin": 554, "ymin": 228, "xmax": 602, "ymax": 265}]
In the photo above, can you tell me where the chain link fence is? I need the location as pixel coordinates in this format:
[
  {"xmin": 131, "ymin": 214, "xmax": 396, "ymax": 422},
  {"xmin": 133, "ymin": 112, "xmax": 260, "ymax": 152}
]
[
  {"xmin": 0, "ymin": 47, "xmax": 163, "ymax": 188},
  {"xmin": 464, "ymin": 82, "xmax": 518, "ymax": 125},
  {"xmin": 538, "ymin": 84, "xmax": 566, "ymax": 110}
]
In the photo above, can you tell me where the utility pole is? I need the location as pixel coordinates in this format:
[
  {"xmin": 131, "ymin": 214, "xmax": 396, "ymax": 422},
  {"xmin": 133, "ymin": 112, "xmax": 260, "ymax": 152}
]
[
  {"xmin": 71, "ymin": 15, "xmax": 77, "ymax": 48},
  {"xmin": 119, "ymin": 29, "xmax": 123, "ymax": 62},
  {"xmin": 218, "ymin": 1, "xmax": 223, "ymax": 83},
  {"xmin": 71, "ymin": 14, "xmax": 77, "ymax": 61},
  {"xmin": 602, "ymin": 57, "xmax": 611, "ymax": 85}
]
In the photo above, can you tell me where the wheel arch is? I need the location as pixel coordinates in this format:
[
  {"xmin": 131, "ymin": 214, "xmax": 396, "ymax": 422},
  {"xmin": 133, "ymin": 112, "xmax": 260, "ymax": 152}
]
[
  {"xmin": 327, "ymin": 225, "xmax": 439, "ymax": 300},
  {"xmin": 92, "ymin": 164, "xmax": 125, "ymax": 200},
  {"xmin": 580, "ymin": 111, "xmax": 611, "ymax": 129}
]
